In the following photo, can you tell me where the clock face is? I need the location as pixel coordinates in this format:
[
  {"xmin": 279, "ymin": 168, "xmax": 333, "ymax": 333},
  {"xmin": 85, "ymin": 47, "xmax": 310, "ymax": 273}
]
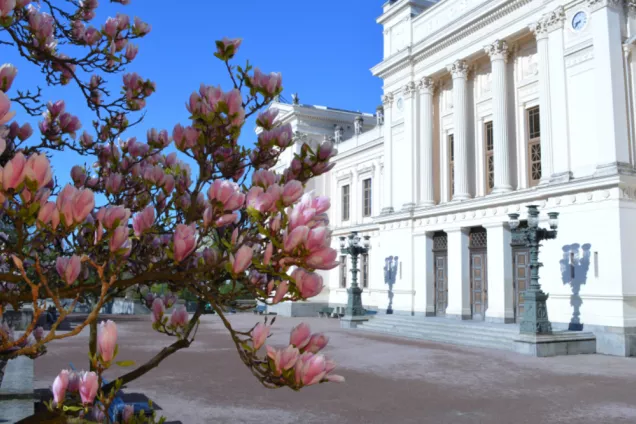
[
  {"xmin": 396, "ymin": 97, "xmax": 404, "ymax": 111},
  {"xmin": 571, "ymin": 11, "xmax": 588, "ymax": 31}
]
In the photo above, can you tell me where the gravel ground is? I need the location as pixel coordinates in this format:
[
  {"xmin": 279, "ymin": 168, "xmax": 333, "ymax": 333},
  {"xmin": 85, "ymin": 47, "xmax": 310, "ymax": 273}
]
[{"xmin": 34, "ymin": 314, "xmax": 636, "ymax": 424}]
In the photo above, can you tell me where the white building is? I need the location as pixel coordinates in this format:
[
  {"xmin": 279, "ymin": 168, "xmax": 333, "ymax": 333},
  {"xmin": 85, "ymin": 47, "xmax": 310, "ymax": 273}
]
[{"xmin": 268, "ymin": 0, "xmax": 636, "ymax": 357}]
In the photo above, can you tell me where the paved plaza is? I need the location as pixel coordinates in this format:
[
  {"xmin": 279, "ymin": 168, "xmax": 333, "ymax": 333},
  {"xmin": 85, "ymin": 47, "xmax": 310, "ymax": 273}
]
[{"xmin": 35, "ymin": 314, "xmax": 636, "ymax": 424}]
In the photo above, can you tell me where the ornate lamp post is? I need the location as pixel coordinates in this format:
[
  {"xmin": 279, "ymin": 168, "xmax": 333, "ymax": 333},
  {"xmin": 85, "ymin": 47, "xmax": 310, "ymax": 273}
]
[
  {"xmin": 339, "ymin": 232, "xmax": 370, "ymax": 327},
  {"xmin": 508, "ymin": 205, "xmax": 559, "ymax": 334}
]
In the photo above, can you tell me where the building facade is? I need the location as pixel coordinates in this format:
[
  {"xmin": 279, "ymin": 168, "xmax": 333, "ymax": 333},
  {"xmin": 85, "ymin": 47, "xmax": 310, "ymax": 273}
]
[{"xmin": 268, "ymin": 0, "xmax": 636, "ymax": 356}]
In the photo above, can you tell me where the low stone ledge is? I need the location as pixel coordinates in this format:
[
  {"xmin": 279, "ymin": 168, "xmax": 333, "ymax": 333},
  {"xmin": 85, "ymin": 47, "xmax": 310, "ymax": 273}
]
[
  {"xmin": 514, "ymin": 331, "xmax": 597, "ymax": 357},
  {"xmin": 0, "ymin": 356, "xmax": 35, "ymax": 422}
]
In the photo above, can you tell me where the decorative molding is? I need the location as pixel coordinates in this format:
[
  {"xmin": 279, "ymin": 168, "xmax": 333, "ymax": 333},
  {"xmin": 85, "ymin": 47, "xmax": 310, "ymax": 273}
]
[
  {"xmin": 417, "ymin": 76, "xmax": 435, "ymax": 94},
  {"xmin": 587, "ymin": 0, "xmax": 627, "ymax": 13},
  {"xmin": 403, "ymin": 81, "xmax": 417, "ymax": 98},
  {"xmin": 565, "ymin": 46, "xmax": 594, "ymax": 68},
  {"xmin": 485, "ymin": 39, "xmax": 510, "ymax": 63},
  {"xmin": 530, "ymin": 6, "xmax": 565, "ymax": 39},
  {"xmin": 447, "ymin": 60, "xmax": 469, "ymax": 79},
  {"xmin": 382, "ymin": 93, "xmax": 394, "ymax": 105}
]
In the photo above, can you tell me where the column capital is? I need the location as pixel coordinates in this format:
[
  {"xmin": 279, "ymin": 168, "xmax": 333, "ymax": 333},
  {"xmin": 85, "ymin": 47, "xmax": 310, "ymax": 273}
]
[
  {"xmin": 417, "ymin": 77, "xmax": 435, "ymax": 95},
  {"xmin": 447, "ymin": 60, "xmax": 469, "ymax": 80},
  {"xmin": 382, "ymin": 92, "xmax": 394, "ymax": 105},
  {"xmin": 485, "ymin": 40, "xmax": 510, "ymax": 63},
  {"xmin": 403, "ymin": 81, "xmax": 417, "ymax": 99},
  {"xmin": 588, "ymin": 0, "xmax": 628, "ymax": 12},
  {"xmin": 530, "ymin": 6, "xmax": 565, "ymax": 39}
]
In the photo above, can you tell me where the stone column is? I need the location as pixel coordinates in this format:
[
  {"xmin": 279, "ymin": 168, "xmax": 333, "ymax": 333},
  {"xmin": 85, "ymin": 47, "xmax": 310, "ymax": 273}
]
[
  {"xmin": 446, "ymin": 227, "xmax": 471, "ymax": 320},
  {"xmin": 413, "ymin": 233, "xmax": 435, "ymax": 316},
  {"xmin": 373, "ymin": 159, "xmax": 381, "ymax": 217},
  {"xmin": 589, "ymin": 0, "xmax": 631, "ymax": 175},
  {"xmin": 418, "ymin": 77, "xmax": 435, "ymax": 206},
  {"xmin": 381, "ymin": 93, "xmax": 394, "ymax": 214},
  {"xmin": 530, "ymin": 22, "xmax": 554, "ymax": 184},
  {"xmin": 447, "ymin": 60, "xmax": 471, "ymax": 201},
  {"xmin": 484, "ymin": 222, "xmax": 515, "ymax": 323},
  {"xmin": 485, "ymin": 40, "xmax": 512, "ymax": 193},
  {"xmin": 403, "ymin": 82, "xmax": 417, "ymax": 210}
]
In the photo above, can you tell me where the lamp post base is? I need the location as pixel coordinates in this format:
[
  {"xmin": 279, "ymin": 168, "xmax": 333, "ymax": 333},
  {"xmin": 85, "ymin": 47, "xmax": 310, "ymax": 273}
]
[
  {"xmin": 340, "ymin": 315, "xmax": 369, "ymax": 329},
  {"xmin": 346, "ymin": 285, "xmax": 365, "ymax": 317},
  {"xmin": 520, "ymin": 289, "xmax": 553, "ymax": 334}
]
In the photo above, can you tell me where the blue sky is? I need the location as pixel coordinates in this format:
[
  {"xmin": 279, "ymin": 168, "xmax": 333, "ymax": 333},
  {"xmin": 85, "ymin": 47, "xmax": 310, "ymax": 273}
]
[{"xmin": 6, "ymin": 0, "xmax": 384, "ymax": 185}]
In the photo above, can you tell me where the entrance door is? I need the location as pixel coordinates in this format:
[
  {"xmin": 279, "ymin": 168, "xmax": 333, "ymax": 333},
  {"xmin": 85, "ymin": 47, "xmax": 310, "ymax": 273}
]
[
  {"xmin": 513, "ymin": 248, "xmax": 530, "ymax": 322},
  {"xmin": 470, "ymin": 251, "xmax": 487, "ymax": 320},
  {"xmin": 434, "ymin": 254, "xmax": 448, "ymax": 316}
]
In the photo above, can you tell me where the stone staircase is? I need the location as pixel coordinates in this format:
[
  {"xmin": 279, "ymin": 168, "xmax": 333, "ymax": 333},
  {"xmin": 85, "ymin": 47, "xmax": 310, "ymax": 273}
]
[{"xmin": 357, "ymin": 315, "xmax": 520, "ymax": 352}]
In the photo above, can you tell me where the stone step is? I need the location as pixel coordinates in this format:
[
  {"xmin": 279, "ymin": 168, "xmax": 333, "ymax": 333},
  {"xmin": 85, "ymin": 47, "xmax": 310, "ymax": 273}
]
[
  {"xmin": 359, "ymin": 323, "xmax": 516, "ymax": 347},
  {"xmin": 361, "ymin": 318, "xmax": 519, "ymax": 336},
  {"xmin": 367, "ymin": 315, "xmax": 519, "ymax": 330},
  {"xmin": 357, "ymin": 326, "xmax": 516, "ymax": 352}
]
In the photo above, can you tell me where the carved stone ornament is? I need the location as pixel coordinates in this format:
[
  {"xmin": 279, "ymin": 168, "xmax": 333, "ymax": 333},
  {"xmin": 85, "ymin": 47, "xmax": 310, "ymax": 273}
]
[
  {"xmin": 382, "ymin": 93, "xmax": 394, "ymax": 105},
  {"xmin": 403, "ymin": 81, "xmax": 417, "ymax": 98},
  {"xmin": 531, "ymin": 6, "xmax": 565, "ymax": 37},
  {"xmin": 418, "ymin": 77, "xmax": 435, "ymax": 94},
  {"xmin": 485, "ymin": 39, "xmax": 509, "ymax": 63},
  {"xmin": 354, "ymin": 115, "xmax": 364, "ymax": 136},
  {"xmin": 376, "ymin": 105, "xmax": 385, "ymax": 126},
  {"xmin": 447, "ymin": 60, "xmax": 469, "ymax": 79},
  {"xmin": 588, "ymin": 0, "xmax": 628, "ymax": 12}
]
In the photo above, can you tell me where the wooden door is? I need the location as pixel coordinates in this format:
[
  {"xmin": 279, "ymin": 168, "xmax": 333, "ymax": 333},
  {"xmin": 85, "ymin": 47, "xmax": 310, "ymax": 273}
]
[
  {"xmin": 513, "ymin": 249, "xmax": 530, "ymax": 322},
  {"xmin": 470, "ymin": 251, "xmax": 487, "ymax": 320},
  {"xmin": 434, "ymin": 254, "xmax": 448, "ymax": 316}
]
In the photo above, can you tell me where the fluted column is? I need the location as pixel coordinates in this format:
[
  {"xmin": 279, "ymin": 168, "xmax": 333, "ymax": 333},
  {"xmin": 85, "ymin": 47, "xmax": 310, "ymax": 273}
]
[
  {"xmin": 447, "ymin": 60, "xmax": 471, "ymax": 201},
  {"xmin": 418, "ymin": 77, "xmax": 435, "ymax": 206},
  {"xmin": 403, "ymin": 82, "xmax": 417, "ymax": 210},
  {"xmin": 485, "ymin": 40, "xmax": 512, "ymax": 193},
  {"xmin": 530, "ymin": 23, "xmax": 554, "ymax": 184},
  {"xmin": 381, "ymin": 93, "xmax": 394, "ymax": 214}
]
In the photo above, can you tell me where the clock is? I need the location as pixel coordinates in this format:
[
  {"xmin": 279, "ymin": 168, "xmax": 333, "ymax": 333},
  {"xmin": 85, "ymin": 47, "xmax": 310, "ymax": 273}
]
[
  {"xmin": 571, "ymin": 11, "xmax": 588, "ymax": 32},
  {"xmin": 396, "ymin": 97, "xmax": 404, "ymax": 111}
]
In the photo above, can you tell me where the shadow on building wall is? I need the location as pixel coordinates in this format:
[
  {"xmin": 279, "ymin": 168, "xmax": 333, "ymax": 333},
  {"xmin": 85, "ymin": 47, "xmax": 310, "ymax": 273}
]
[{"xmin": 559, "ymin": 243, "xmax": 591, "ymax": 331}]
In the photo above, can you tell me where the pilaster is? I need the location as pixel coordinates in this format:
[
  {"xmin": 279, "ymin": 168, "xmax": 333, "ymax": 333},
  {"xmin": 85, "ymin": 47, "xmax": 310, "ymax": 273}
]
[
  {"xmin": 413, "ymin": 233, "xmax": 435, "ymax": 316},
  {"xmin": 402, "ymin": 82, "xmax": 417, "ymax": 211},
  {"xmin": 484, "ymin": 222, "xmax": 515, "ymax": 324},
  {"xmin": 447, "ymin": 60, "xmax": 471, "ymax": 201},
  {"xmin": 485, "ymin": 40, "xmax": 513, "ymax": 194},
  {"xmin": 446, "ymin": 227, "xmax": 471, "ymax": 320},
  {"xmin": 381, "ymin": 93, "xmax": 394, "ymax": 214},
  {"xmin": 418, "ymin": 77, "xmax": 435, "ymax": 206}
]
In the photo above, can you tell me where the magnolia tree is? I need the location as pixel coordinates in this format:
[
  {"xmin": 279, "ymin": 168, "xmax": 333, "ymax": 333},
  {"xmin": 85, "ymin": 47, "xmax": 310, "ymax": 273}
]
[{"xmin": 0, "ymin": 0, "xmax": 342, "ymax": 422}]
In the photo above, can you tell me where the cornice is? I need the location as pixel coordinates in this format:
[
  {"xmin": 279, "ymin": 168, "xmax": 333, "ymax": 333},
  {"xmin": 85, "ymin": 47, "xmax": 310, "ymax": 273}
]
[{"xmin": 373, "ymin": 0, "xmax": 534, "ymax": 80}]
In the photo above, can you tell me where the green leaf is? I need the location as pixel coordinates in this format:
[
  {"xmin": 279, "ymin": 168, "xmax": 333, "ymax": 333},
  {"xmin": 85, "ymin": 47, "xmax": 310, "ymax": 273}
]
[
  {"xmin": 115, "ymin": 360, "xmax": 136, "ymax": 367},
  {"xmin": 62, "ymin": 405, "xmax": 84, "ymax": 412}
]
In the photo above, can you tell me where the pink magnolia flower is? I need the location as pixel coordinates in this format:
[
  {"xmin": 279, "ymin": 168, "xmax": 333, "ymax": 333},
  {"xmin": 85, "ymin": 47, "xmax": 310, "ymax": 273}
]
[
  {"xmin": 79, "ymin": 371, "xmax": 99, "ymax": 404},
  {"xmin": 272, "ymin": 281, "xmax": 289, "ymax": 304},
  {"xmin": 109, "ymin": 226, "xmax": 130, "ymax": 254},
  {"xmin": 169, "ymin": 305, "xmax": 189, "ymax": 328},
  {"xmin": 215, "ymin": 37, "xmax": 242, "ymax": 59},
  {"xmin": 125, "ymin": 43, "xmax": 138, "ymax": 61},
  {"xmin": 305, "ymin": 247, "xmax": 339, "ymax": 270},
  {"xmin": 295, "ymin": 353, "xmax": 329, "ymax": 387},
  {"xmin": 97, "ymin": 320, "xmax": 117, "ymax": 362},
  {"xmin": 2, "ymin": 151, "xmax": 27, "ymax": 189},
  {"xmin": 251, "ymin": 322, "xmax": 269, "ymax": 351},
  {"xmin": 292, "ymin": 268, "xmax": 324, "ymax": 299},
  {"xmin": 256, "ymin": 109, "xmax": 279, "ymax": 130},
  {"xmin": 266, "ymin": 345, "xmax": 299, "ymax": 376},
  {"xmin": 132, "ymin": 17, "xmax": 151, "ymax": 36},
  {"xmin": 25, "ymin": 153, "xmax": 52, "ymax": 189},
  {"xmin": 123, "ymin": 405, "xmax": 134, "ymax": 423},
  {"xmin": 151, "ymin": 297, "xmax": 165, "ymax": 323},
  {"xmin": 231, "ymin": 245, "xmax": 253, "ymax": 274},
  {"xmin": 0, "ymin": 0, "xmax": 15, "ymax": 17},
  {"xmin": 246, "ymin": 186, "xmax": 274, "ymax": 213},
  {"xmin": 215, "ymin": 212, "xmax": 238, "ymax": 227},
  {"xmin": 56, "ymin": 255, "xmax": 82, "ymax": 285},
  {"xmin": 0, "ymin": 64, "xmax": 17, "ymax": 91},
  {"xmin": 282, "ymin": 180, "xmax": 303, "ymax": 205},
  {"xmin": 263, "ymin": 242, "xmax": 274, "ymax": 266},
  {"xmin": 163, "ymin": 292, "xmax": 177, "ymax": 308},
  {"xmin": 52, "ymin": 369, "xmax": 69, "ymax": 405},
  {"xmin": 105, "ymin": 172, "xmax": 123, "ymax": 194},
  {"xmin": 283, "ymin": 226, "xmax": 309, "ymax": 252},
  {"xmin": 67, "ymin": 370, "xmax": 81, "ymax": 393},
  {"xmin": 305, "ymin": 333, "xmax": 329, "ymax": 354},
  {"xmin": 306, "ymin": 227, "xmax": 331, "ymax": 252},
  {"xmin": 132, "ymin": 206, "xmax": 155, "ymax": 236},
  {"xmin": 96, "ymin": 205, "xmax": 130, "ymax": 229},
  {"xmin": 208, "ymin": 179, "xmax": 245, "ymax": 211},
  {"xmin": 173, "ymin": 224, "xmax": 197, "ymax": 262},
  {"xmin": 289, "ymin": 323, "xmax": 312, "ymax": 350},
  {"xmin": 37, "ymin": 201, "xmax": 60, "ymax": 229}
]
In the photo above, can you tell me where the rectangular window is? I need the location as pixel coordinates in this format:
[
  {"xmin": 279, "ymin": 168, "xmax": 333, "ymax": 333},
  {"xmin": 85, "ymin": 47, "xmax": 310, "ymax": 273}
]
[
  {"xmin": 527, "ymin": 106, "xmax": 542, "ymax": 187},
  {"xmin": 341, "ymin": 184, "xmax": 350, "ymax": 221},
  {"xmin": 339, "ymin": 255, "xmax": 347, "ymax": 288},
  {"xmin": 448, "ymin": 134, "xmax": 455, "ymax": 199},
  {"xmin": 361, "ymin": 254, "xmax": 369, "ymax": 289},
  {"xmin": 363, "ymin": 178, "xmax": 372, "ymax": 217},
  {"xmin": 485, "ymin": 121, "xmax": 494, "ymax": 194}
]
